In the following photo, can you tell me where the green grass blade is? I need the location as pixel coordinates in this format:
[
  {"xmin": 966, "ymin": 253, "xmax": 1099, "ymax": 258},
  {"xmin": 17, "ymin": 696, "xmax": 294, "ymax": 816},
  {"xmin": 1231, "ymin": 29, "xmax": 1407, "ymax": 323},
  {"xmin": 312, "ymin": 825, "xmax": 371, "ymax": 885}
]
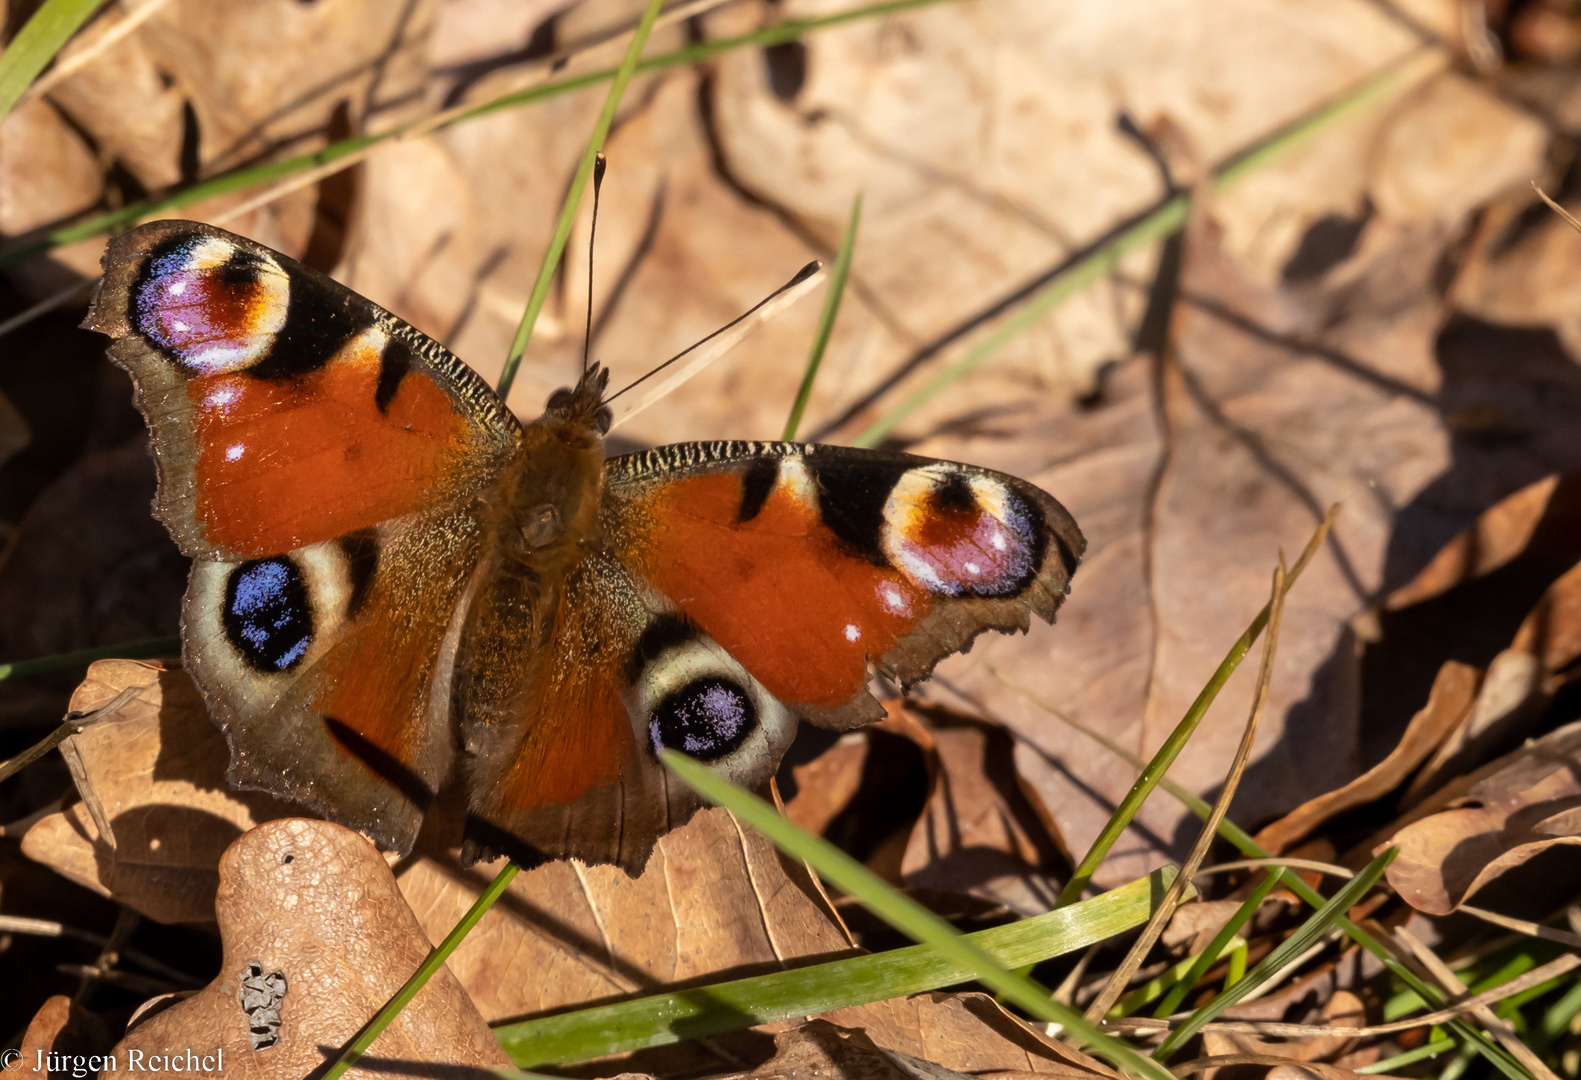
[
  {"xmin": 1112, "ymin": 936, "xmax": 1246, "ymax": 1018},
  {"xmin": 1151, "ymin": 872, "xmax": 1279, "ymax": 1017},
  {"xmin": 1056, "ymin": 505, "xmax": 1336, "ymax": 906},
  {"xmin": 322, "ymin": 862, "xmax": 520, "ymax": 1080},
  {"xmin": 784, "ymin": 193, "xmax": 861, "ymax": 441},
  {"xmin": 0, "ymin": 0, "xmax": 950, "ymax": 272},
  {"xmin": 1153, "ymin": 847, "xmax": 1397, "ymax": 1060},
  {"xmin": 0, "ymin": 0, "xmax": 102, "ymax": 120},
  {"xmin": 660, "ymin": 751, "xmax": 1176, "ymax": 1080},
  {"xmin": 495, "ymin": 0, "xmax": 663, "ymax": 399},
  {"xmin": 850, "ymin": 51, "xmax": 1425, "ymax": 449},
  {"xmin": 495, "ymin": 865, "xmax": 1178, "ymax": 1067},
  {"xmin": 0, "ymin": 636, "xmax": 181, "ymax": 680}
]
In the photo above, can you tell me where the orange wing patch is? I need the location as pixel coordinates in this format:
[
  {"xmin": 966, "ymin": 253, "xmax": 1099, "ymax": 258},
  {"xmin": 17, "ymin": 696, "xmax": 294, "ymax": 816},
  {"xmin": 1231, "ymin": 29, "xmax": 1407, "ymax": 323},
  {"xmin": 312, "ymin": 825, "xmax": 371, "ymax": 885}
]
[
  {"xmin": 189, "ymin": 328, "xmax": 474, "ymax": 556},
  {"xmin": 619, "ymin": 466, "xmax": 934, "ymax": 710}
]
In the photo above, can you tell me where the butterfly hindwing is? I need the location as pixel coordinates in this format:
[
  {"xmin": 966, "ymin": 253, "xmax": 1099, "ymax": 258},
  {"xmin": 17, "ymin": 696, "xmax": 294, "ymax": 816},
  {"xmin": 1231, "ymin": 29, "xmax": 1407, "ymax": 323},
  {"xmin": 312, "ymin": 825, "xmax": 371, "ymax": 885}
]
[
  {"xmin": 184, "ymin": 506, "xmax": 486, "ymax": 854},
  {"xmin": 85, "ymin": 220, "xmax": 521, "ymax": 561}
]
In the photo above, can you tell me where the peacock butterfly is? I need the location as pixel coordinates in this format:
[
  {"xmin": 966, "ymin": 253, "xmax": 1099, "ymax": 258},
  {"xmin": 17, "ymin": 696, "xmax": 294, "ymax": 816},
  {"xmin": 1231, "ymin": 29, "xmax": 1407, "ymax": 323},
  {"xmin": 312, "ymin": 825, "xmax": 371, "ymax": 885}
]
[{"xmin": 83, "ymin": 219, "xmax": 1084, "ymax": 873}]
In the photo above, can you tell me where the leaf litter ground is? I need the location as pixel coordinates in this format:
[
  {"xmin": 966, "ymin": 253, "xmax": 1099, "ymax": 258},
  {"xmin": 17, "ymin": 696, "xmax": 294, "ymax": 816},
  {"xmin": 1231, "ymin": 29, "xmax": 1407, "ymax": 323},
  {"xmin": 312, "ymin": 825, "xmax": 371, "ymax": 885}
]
[{"xmin": 9, "ymin": 0, "xmax": 1581, "ymax": 1076}]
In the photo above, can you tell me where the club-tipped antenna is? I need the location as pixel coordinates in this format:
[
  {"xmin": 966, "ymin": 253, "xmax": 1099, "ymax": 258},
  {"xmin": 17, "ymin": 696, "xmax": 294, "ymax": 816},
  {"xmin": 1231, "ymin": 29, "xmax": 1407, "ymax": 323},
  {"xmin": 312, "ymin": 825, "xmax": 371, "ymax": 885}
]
[
  {"xmin": 604, "ymin": 260, "xmax": 823, "ymax": 421},
  {"xmin": 582, "ymin": 153, "xmax": 608, "ymax": 377}
]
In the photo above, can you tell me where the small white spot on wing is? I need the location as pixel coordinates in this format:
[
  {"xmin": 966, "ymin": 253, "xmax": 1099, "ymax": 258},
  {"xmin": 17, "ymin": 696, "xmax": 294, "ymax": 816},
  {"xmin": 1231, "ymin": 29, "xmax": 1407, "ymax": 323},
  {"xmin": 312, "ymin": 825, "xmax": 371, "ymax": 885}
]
[{"xmin": 843, "ymin": 623, "xmax": 861, "ymax": 642}]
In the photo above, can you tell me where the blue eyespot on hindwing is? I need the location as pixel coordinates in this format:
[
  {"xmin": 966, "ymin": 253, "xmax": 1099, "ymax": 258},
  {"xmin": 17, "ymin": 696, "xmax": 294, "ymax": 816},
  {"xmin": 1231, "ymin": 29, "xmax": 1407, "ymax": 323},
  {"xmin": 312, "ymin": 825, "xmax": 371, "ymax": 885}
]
[
  {"xmin": 648, "ymin": 677, "xmax": 758, "ymax": 760},
  {"xmin": 224, "ymin": 557, "xmax": 313, "ymax": 672}
]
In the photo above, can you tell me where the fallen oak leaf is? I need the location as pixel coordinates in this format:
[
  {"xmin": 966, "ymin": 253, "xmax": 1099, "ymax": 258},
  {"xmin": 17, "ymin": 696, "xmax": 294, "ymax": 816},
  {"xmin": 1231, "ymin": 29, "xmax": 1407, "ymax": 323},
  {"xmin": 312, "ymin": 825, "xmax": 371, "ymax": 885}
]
[
  {"xmin": 1254, "ymin": 660, "xmax": 1478, "ymax": 855},
  {"xmin": 21, "ymin": 660, "xmax": 297, "ymax": 923},
  {"xmin": 1382, "ymin": 717, "xmax": 1581, "ymax": 914},
  {"xmin": 104, "ymin": 818, "xmax": 510, "ymax": 1080}
]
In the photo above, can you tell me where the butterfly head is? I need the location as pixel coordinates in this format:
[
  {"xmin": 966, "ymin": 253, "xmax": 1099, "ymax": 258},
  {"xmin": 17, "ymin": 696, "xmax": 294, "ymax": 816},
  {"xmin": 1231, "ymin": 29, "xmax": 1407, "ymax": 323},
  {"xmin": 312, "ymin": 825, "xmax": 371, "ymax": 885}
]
[{"xmin": 544, "ymin": 363, "xmax": 613, "ymax": 436}]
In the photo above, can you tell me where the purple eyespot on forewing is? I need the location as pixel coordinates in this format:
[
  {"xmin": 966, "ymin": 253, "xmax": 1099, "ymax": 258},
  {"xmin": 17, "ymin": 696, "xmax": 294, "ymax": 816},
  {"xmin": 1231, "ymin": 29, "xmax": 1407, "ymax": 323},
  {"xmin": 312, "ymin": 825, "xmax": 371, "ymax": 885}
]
[
  {"xmin": 134, "ymin": 236, "xmax": 288, "ymax": 374},
  {"xmin": 886, "ymin": 473, "xmax": 1037, "ymax": 598}
]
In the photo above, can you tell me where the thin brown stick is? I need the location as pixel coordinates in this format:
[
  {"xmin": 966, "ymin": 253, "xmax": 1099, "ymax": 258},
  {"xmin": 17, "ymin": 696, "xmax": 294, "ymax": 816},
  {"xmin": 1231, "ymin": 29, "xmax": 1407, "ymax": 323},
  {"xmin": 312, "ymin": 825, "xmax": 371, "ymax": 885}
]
[
  {"xmin": 1105, "ymin": 953, "xmax": 1579, "ymax": 1038},
  {"xmin": 1083, "ymin": 556, "xmax": 1290, "ymax": 1022}
]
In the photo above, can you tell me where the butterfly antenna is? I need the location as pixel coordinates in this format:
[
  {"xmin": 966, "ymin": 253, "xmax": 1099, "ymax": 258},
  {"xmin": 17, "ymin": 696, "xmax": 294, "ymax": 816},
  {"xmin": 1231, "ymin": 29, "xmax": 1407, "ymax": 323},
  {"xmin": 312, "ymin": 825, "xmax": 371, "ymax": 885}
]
[
  {"xmin": 604, "ymin": 260, "xmax": 822, "ymax": 406},
  {"xmin": 582, "ymin": 153, "xmax": 607, "ymax": 378}
]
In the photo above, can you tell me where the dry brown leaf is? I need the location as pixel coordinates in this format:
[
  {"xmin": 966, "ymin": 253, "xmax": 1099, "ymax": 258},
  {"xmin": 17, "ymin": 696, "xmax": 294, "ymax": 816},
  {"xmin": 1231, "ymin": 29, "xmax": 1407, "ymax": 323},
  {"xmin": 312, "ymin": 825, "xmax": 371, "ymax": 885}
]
[
  {"xmin": 898, "ymin": 711, "xmax": 1066, "ymax": 915},
  {"xmin": 782, "ymin": 732, "xmax": 870, "ymax": 838},
  {"xmin": 0, "ymin": 442, "xmax": 184, "ymax": 665},
  {"xmin": 1162, "ymin": 899, "xmax": 1244, "ymax": 955},
  {"xmin": 105, "ymin": 818, "xmax": 509, "ymax": 1080},
  {"xmin": 1385, "ymin": 474, "xmax": 1562, "ymax": 609},
  {"xmin": 1254, "ymin": 660, "xmax": 1478, "ymax": 854},
  {"xmin": 0, "ymin": 97, "xmax": 104, "ymax": 292},
  {"xmin": 43, "ymin": 1, "xmax": 187, "ymax": 193},
  {"xmin": 396, "ymin": 805, "xmax": 853, "ymax": 1023},
  {"xmin": 21, "ymin": 660, "xmax": 297, "ymax": 923},
  {"xmin": 820, "ymin": 991, "xmax": 1116, "ymax": 1078},
  {"xmin": 1383, "ymin": 717, "xmax": 1581, "ymax": 914},
  {"xmin": 924, "ymin": 202, "xmax": 1448, "ymax": 884},
  {"xmin": 17, "ymin": 995, "xmax": 112, "ymax": 1078}
]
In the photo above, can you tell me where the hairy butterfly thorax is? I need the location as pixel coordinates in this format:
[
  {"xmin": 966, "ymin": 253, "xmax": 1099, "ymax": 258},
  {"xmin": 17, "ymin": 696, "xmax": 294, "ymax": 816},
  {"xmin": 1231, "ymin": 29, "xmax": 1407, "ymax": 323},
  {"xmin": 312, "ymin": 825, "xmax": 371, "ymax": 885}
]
[{"xmin": 86, "ymin": 219, "xmax": 1085, "ymax": 875}]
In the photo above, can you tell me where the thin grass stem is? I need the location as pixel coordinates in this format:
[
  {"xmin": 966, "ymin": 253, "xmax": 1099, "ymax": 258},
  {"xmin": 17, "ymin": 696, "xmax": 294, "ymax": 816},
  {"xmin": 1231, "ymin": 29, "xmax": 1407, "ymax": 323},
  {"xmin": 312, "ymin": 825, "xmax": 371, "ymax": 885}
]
[
  {"xmin": 1151, "ymin": 872, "xmax": 1280, "ymax": 1017},
  {"xmin": 994, "ymin": 675, "xmax": 1528, "ymax": 1077},
  {"xmin": 322, "ymin": 862, "xmax": 520, "ymax": 1080},
  {"xmin": 784, "ymin": 193, "xmax": 861, "ymax": 441},
  {"xmin": 495, "ymin": 0, "xmax": 664, "ymax": 399},
  {"xmin": 1085, "ymin": 557, "xmax": 1289, "ymax": 1022}
]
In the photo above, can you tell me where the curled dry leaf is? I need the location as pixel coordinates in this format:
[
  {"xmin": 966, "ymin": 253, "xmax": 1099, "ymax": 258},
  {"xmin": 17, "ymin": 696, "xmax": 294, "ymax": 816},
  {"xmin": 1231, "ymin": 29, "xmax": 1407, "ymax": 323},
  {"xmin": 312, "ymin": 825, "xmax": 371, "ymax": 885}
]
[
  {"xmin": 1383, "ymin": 717, "xmax": 1581, "ymax": 914},
  {"xmin": 396, "ymin": 805, "xmax": 854, "ymax": 1024},
  {"xmin": 1384, "ymin": 473, "xmax": 1570, "ymax": 610},
  {"xmin": 106, "ymin": 818, "xmax": 510, "ymax": 1080},
  {"xmin": 1254, "ymin": 660, "xmax": 1478, "ymax": 855},
  {"xmin": 17, "ymin": 995, "xmax": 112, "ymax": 1078},
  {"xmin": 819, "ymin": 991, "xmax": 1115, "ymax": 1079},
  {"xmin": 895, "ymin": 708, "xmax": 1069, "ymax": 915},
  {"xmin": 21, "ymin": 660, "xmax": 297, "ymax": 924}
]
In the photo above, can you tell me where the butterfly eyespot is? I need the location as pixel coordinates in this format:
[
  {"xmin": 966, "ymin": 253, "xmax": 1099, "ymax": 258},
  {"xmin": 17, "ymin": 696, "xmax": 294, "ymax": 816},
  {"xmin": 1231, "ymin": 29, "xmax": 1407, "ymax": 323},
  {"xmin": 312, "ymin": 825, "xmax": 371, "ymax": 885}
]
[
  {"xmin": 223, "ymin": 556, "xmax": 313, "ymax": 673},
  {"xmin": 648, "ymin": 677, "xmax": 758, "ymax": 760},
  {"xmin": 134, "ymin": 236, "xmax": 289, "ymax": 374},
  {"xmin": 881, "ymin": 466, "xmax": 1038, "ymax": 598}
]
